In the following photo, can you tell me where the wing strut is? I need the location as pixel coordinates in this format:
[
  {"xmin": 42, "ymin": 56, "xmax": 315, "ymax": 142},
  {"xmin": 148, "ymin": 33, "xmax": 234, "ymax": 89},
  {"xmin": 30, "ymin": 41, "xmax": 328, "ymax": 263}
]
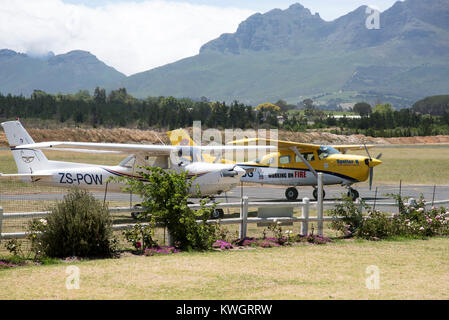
[{"xmin": 290, "ymin": 147, "xmax": 318, "ymax": 179}]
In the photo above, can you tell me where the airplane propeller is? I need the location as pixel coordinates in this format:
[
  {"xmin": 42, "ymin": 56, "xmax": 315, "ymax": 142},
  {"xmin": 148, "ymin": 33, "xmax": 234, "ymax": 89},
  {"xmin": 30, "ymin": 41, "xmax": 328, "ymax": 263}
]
[{"xmin": 364, "ymin": 144, "xmax": 383, "ymax": 190}]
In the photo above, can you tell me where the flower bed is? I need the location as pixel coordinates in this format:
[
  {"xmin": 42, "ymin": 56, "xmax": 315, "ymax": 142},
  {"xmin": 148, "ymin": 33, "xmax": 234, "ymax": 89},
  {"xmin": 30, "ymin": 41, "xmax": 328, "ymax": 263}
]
[
  {"xmin": 233, "ymin": 233, "xmax": 332, "ymax": 249},
  {"xmin": 143, "ymin": 246, "xmax": 180, "ymax": 256},
  {"xmin": 0, "ymin": 260, "xmax": 18, "ymax": 269}
]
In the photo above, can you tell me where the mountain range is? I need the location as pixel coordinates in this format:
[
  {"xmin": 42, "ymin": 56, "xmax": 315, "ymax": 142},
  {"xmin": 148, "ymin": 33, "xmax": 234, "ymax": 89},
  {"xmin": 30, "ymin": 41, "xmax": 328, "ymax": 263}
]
[{"xmin": 1, "ymin": 0, "xmax": 449, "ymax": 107}]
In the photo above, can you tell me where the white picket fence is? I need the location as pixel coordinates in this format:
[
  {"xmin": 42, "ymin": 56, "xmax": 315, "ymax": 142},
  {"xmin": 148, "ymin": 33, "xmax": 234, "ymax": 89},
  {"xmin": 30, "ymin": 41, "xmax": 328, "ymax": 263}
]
[{"xmin": 2, "ymin": 196, "xmax": 449, "ymax": 241}]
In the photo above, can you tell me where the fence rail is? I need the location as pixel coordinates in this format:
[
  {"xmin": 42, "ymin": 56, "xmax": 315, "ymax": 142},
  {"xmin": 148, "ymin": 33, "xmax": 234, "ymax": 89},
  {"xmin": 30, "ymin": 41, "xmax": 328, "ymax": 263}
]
[{"xmin": 1, "ymin": 195, "xmax": 445, "ymax": 241}]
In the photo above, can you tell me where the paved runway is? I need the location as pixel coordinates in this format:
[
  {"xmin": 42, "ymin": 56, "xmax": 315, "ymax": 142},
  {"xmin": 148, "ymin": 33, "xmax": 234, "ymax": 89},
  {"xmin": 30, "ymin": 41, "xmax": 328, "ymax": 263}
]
[{"xmin": 2, "ymin": 184, "xmax": 449, "ymax": 205}]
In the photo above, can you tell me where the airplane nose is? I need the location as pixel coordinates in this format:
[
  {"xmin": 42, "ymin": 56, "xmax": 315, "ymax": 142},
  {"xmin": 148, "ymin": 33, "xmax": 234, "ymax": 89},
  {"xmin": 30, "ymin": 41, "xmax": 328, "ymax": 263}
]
[
  {"xmin": 234, "ymin": 165, "xmax": 246, "ymax": 176},
  {"xmin": 220, "ymin": 165, "xmax": 246, "ymax": 178},
  {"xmin": 369, "ymin": 158, "xmax": 382, "ymax": 168}
]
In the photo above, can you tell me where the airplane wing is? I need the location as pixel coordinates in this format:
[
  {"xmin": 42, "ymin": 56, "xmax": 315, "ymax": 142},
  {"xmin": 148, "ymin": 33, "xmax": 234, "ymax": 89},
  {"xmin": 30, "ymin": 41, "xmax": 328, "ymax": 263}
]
[
  {"xmin": 0, "ymin": 173, "xmax": 53, "ymax": 180},
  {"xmin": 13, "ymin": 141, "xmax": 175, "ymax": 155},
  {"xmin": 15, "ymin": 141, "xmax": 275, "ymax": 155},
  {"xmin": 230, "ymin": 139, "xmax": 376, "ymax": 154},
  {"xmin": 332, "ymin": 145, "xmax": 375, "ymax": 154},
  {"xmin": 229, "ymin": 138, "xmax": 320, "ymax": 152},
  {"xmin": 43, "ymin": 147, "xmax": 123, "ymax": 154}
]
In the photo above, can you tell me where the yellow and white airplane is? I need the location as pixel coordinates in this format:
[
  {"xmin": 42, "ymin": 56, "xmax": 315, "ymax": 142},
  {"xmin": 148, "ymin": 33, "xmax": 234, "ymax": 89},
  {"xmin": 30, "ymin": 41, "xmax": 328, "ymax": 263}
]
[{"xmin": 168, "ymin": 130, "xmax": 382, "ymax": 201}]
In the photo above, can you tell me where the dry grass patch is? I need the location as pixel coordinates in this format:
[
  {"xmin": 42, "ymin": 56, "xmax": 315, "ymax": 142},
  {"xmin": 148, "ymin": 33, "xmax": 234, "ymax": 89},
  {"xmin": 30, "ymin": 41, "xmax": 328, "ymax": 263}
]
[
  {"xmin": 1, "ymin": 237, "xmax": 448, "ymax": 300},
  {"xmin": 350, "ymin": 145, "xmax": 449, "ymax": 185}
]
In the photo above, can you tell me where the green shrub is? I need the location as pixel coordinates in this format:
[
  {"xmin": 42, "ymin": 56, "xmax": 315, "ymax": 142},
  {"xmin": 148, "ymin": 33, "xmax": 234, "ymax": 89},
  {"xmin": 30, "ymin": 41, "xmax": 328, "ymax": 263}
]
[
  {"xmin": 358, "ymin": 210, "xmax": 394, "ymax": 240},
  {"xmin": 119, "ymin": 166, "xmax": 218, "ymax": 251},
  {"xmin": 331, "ymin": 196, "xmax": 395, "ymax": 239},
  {"xmin": 331, "ymin": 194, "xmax": 449, "ymax": 240},
  {"xmin": 330, "ymin": 195, "xmax": 367, "ymax": 237},
  {"xmin": 32, "ymin": 188, "xmax": 117, "ymax": 258}
]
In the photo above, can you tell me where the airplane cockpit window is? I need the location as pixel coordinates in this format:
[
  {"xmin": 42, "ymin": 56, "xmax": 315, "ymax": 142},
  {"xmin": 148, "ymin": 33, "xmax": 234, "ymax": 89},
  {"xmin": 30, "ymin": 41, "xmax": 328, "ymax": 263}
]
[
  {"xmin": 119, "ymin": 155, "xmax": 136, "ymax": 168},
  {"xmin": 317, "ymin": 146, "xmax": 340, "ymax": 160},
  {"xmin": 295, "ymin": 152, "xmax": 315, "ymax": 163},
  {"xmin": 279, "ymin": 155, "xmax": 291, "ymax": 164},
  {"xmin": 145, "ymin": 156, "xmax": 170, "ymax": 169},
  {"xmin": 267, "ymin": 156, "xmax": 276, "ymax": 165}
]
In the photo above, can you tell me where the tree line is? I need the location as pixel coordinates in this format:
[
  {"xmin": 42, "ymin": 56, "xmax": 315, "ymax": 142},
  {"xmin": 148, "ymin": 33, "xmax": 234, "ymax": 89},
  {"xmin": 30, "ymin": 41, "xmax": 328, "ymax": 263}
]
[
  {"xmin": 1, "ymin": 88, "xmax": 448, "ymax": 138},
  {"xmin": 0, "ymin": 88, "xmax": 267, "ymax": 129}
]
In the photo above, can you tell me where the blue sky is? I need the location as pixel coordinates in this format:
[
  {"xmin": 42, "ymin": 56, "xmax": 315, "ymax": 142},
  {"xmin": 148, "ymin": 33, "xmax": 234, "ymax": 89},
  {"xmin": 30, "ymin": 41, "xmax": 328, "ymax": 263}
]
[{"xmin": 1, "ymin": 0, "xmax": 401, "ymax": 75}]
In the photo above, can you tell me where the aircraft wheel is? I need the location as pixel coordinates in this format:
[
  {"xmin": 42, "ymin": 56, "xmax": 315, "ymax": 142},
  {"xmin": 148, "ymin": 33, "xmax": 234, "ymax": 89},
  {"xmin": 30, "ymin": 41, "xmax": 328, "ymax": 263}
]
[
  {"xmin": 131, "ymin": 204, "xmax": 142, "ymax": 219},
  {"xmin": 347, "ymin": 189, "xmax": 359, "ymax": 201},
  {"xmin": 285, "ymin": 187, "xmax": 299, "ymax": 201},
  {"xmin": 312, "ymin": 189, "xmax": 326, "ymax": 201},
  {"xmin": 210, "ymin": 208, "xmax": 224, "ymax": 219}
]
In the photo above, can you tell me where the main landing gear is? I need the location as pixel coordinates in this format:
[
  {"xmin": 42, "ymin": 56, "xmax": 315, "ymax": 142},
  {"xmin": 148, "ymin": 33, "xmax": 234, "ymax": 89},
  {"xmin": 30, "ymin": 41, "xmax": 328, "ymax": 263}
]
[
  {"xmin": 285, "ymin": 187, "xmax": 359, "ymax": 201},
  {"xmin": 285, "ymin": 187, "xmax": 327, "ymax": 201},
  {"xmin": 285, "ymin": 187, "xmax": 299, "ymax": 201},
  {"xmin": 199, "ymin": 198, "xmax": 224, "ymax": 220},
  {"xmin": 312, "ymin": 188, "xmax": 326, "ymax": 201}
]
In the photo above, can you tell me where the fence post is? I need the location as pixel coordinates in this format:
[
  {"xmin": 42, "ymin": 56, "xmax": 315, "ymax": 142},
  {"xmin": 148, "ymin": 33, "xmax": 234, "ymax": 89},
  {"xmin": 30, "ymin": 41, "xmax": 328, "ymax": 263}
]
[
  {"xmin": 166, "ymin": 229, "xmax": 174, "ymax": 247},
  {"xmin": 355, "ymin": 198, "xmax": 363, "ymax": 214},
  {"xmin": 317, "ymin": 173, "xmax": 324, "ymax": 236},
  {"xmin": 0, "ymin": 206, "xmax": 3, "ymax": 240},
  {"xmin": 239, "ymin": 196, "xmax": 249, "ymax": 239},
  {"xmin": 301, "ymin": 198, "xmax": 310, "ymax": 236}
]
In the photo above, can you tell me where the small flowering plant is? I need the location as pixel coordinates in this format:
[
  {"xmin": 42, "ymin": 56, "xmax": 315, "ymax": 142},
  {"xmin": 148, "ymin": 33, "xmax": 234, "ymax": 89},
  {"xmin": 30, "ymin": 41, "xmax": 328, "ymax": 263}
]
[
  {"xmin": 393, "ymin": 195, "xmax": 449, "ymax": 237},
  {"xmin": 331, "ymin": 193, "xmax": 449, "ymax": 240},
  {"xmin": 5, "ymin": 239, "xmax": 24, "ymax": 257},
  {"xmin": 25, "ymin": 218, "xmax": 49, "ymax": 259},
  {"xmin": 212, "ymin": 240, "xmax": 233, "ymax": 250},
  {"xmin": 0, "ymin": 260, "xmax": 18, "ymax": 269},
  {"xmin": 123, "ymin": 220, "xmax": 157, "ymax": 254}
]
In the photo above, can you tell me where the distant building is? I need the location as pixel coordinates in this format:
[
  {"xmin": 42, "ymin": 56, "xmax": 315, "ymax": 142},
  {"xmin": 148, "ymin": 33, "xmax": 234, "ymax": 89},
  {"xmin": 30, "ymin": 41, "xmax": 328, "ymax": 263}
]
[
  {"xmin": 339, "ymin": 103, "xmax": 356, "ymax": 111},
  {"xmin": 328, "ymin": 115, "xmax": 361, "ymax": 119}
]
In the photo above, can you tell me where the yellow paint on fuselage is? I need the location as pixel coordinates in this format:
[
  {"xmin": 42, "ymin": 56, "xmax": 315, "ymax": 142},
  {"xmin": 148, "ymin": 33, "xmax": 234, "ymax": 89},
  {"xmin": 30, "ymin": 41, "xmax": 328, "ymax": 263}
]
[
  {"xmin": 167, "ymin": 129, "xmax": 381, "ymax": 184},
  {"xmin": 239, "ymin": 151, "xmax": 379, "ymax": 183}
]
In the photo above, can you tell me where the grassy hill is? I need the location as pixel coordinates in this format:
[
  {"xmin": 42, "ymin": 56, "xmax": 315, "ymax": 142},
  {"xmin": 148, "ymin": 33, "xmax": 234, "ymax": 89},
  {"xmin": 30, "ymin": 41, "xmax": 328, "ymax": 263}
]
[
  {"xmin": 0, "ymin": 50, "xmax": 126, "ymax": 96},
  {"xmin": 119, "ymin": 0, "xmax": 449, "ymax": 106}
]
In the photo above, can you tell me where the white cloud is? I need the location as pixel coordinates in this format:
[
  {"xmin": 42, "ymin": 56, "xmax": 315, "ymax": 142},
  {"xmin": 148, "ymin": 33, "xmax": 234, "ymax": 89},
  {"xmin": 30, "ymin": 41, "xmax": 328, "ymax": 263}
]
[{"xmin": 0, "ymin": 0, "xmax": 254, "ymax": 75}]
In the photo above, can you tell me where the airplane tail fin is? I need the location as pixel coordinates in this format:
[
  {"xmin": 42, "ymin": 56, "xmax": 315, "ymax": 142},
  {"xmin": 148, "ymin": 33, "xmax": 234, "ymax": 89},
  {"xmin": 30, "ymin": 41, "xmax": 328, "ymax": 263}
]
[
  {"xmin": 1, "ymin": 120, "xmax": 50, "ymax": 174},
  {"xmin": 167, "ymin": 129, "xmax": 196, "ymax": 146}
]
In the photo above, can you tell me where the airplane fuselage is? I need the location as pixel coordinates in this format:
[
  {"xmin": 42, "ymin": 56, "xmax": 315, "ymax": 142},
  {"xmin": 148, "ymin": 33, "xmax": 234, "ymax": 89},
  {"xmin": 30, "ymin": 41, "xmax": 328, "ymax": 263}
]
[
  {"xmin": 237, "ymin": 153, "xmax": 377, "ymax": 187},
  {"xmin": 23, "ymin": 160, "xmax": 244, "ymax": 197}
]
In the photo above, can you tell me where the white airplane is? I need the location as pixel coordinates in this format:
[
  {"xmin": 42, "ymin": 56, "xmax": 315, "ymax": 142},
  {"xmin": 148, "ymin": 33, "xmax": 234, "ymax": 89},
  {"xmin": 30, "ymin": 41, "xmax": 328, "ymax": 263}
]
[{"xmin": 0, "ymin": 121, "xmax": 272, "ymax": 202}]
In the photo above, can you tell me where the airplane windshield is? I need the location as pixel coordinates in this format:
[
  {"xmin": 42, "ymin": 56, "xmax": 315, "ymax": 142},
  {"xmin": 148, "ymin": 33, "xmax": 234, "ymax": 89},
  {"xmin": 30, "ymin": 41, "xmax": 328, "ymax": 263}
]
[{"xmin": 318, "ymin": 146, "xmax": 340, "ymax": 160}]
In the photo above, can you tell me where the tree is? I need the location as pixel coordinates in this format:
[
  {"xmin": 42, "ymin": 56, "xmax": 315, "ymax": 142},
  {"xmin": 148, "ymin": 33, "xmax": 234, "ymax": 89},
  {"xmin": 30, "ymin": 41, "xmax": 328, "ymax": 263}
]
[
  {"xmin": 74, "ymin": 90, "xmax": 91, "ymax": 101},
  {"xmin": 94, "ymin": 87, "xmax": 106, "ymax": 104},
  {"xmin": 412, "ymin": 95, "xmax": 449, "ymax": 116},
  {"xmin": 373, "ymin": 103, "xmax": 394, "ymax": 114},
  {"xmin": 274, "ymin": 99, "xmax": 295, "ymax": 112},
  {"xmin": 117, "ymin": 166, "xmax": 218, "ymax": 251},
  {"xmin": 107, "ymin": 88, "xmax": 132, "ymax": 104},
  {"xmin": 302, "ymin": 98, "xmax": 314, "ymax": 109},
  {"xmin": 256, "ymin": 103, "xmax": 280, "ymax": 126},
  {"xmin": 256, "ymin": 102, "xmax": 281, "ymax": 113},
  {"xmin": 353, "ymin": 102, "xmax": 372, "ymax": 116}
]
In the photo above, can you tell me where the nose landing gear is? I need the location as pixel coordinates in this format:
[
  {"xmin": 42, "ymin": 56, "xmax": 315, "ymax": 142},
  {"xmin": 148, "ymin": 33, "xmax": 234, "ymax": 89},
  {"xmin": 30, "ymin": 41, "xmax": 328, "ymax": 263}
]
[{"xmin": 347, "ymin": 188, "xmax": 359, "ymax": 201}]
